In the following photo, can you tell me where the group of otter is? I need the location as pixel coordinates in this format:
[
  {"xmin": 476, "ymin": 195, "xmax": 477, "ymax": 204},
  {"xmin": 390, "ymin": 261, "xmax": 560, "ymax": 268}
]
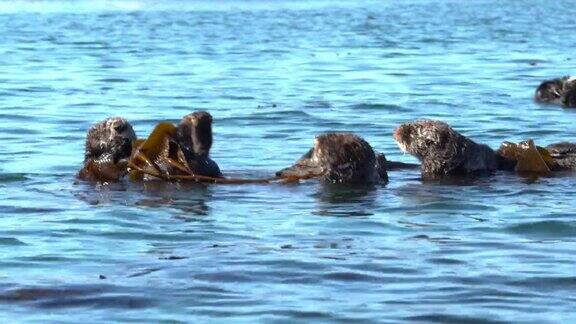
[{"xmin": 78, "ymin": 77, "xmax": 576, "ymax": 185}]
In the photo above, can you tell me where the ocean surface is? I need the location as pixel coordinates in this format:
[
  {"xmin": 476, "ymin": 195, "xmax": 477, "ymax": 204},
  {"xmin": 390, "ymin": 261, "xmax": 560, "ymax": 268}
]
[{"xmin": 0, "ymin": 0, "xmax": 575, "ymax": 322}]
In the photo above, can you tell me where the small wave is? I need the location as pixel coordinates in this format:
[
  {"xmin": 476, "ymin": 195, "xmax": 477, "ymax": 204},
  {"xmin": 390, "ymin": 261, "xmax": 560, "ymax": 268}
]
[
  {"xmin": 406, "ymin": 313, "xmax": 508, "ymax": 324},
  {"xmin": 0, "ymin": 173, "xmax": 29, "ymax": 183},
  {"xmin": 507, "ymin": 220, "xmax": 576, "ymax": 238},
  {"xmin": 322, "ymin": 271, "xmax": 380, "ymax": 282},
  {"xmin": 0, "ymin": 0, "xmax": 373, "ymax": 14},
  {"xmin": 350, "ymin": 103, "xmax": 409, "ymax": 111},
  {"xmin": 0, "ymin": 285, "xmax": 154, "ymax": 309},
  {"xmin": 0, "ymin": 237, "xmax": 26, "ymax": 246}
]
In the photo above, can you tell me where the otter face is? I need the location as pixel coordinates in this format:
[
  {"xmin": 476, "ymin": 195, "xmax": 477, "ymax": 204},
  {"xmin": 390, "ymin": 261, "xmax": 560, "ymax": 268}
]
[
  {"xmin": 85, "ymin": 117, "xmax": 136, "ymax": 163},
  {"xmin": 276, "ymin": 132, "xmax": 383, "ymax": 184},
  {"xmin": 535, "ymin": 79, "xmax": 564, "ymax": 103},
  {"xmin": 176, "ymin": 111, "xmax": 213, "ymax": 158},
  {"xmin": 394, "ymin": 120, "xmax": 461, "ymax": 161},
  {"xmin": 534, "ymin": 76, "xmax": 575, "ymax": 104},
  {"xmin": 547, "ymin": 142, "xmax": 576, "ymax": 155}
]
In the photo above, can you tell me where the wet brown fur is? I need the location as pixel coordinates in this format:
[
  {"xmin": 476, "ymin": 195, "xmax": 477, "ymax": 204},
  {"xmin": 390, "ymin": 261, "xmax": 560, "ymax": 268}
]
[
  {"xmin": 276, "ymin": 132, "xmax": 388, "ymax": 184},
  {"xmin": 175, "ymin": 111, "xmax": 222, "ymax": 178},
  {"xmin": 78, "ymin": 117, "xmax": 137, "ymax": 182},
  {"xmin": 394, "ymin": 120, "xmax": 497, "ymax": 179}
]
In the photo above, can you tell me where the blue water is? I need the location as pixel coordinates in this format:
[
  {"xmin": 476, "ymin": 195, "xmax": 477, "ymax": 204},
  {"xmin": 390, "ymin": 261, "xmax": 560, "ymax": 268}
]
[{"xmin": 0, "ymin": 0, "xmax": 575, "ymax": 322}]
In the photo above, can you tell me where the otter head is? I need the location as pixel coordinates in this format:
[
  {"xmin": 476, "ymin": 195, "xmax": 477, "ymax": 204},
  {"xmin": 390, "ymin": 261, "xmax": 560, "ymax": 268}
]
[
  {"xmin": 85, "ymin": 117, "xmax": 136, "ymax": 164},
  {"xmin": 394, "ymin": 120, "xmax": 467, "ymax": 161},
  {"xmin": 276, "ymin": 132, "xmax": 384, "ymax": 184},
  {"xmin": 176, "ymin": 111, "xmax": 213, "ymax": 158},
  {"xmin": 394, "ymin": 120, "xmax": 480, "ymax": 177},
  {"xmin": 535, "ymin": 76, "xmax": 572, "ymax": 104}
]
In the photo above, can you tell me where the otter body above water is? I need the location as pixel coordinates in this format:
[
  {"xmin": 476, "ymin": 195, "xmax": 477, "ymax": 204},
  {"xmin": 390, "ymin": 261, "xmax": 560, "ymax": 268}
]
[
  {"xmin": 78, "ymin": 114, "xmax": 576, "ymax": 185},
  {"xmin": 535, "ymin": 76, "xmax": 576, "ymax": 107},
  {"xmin": 545, "ymin": 142, "xmax": 576, "ymax": 170},
  {"xmin": 276, "ymin": 132, "xmax": 388, "ymax": 184},
  {"xmin": 129, "ymin": 111, "xmax": 223, "ymax": 181},
  {"xmin": 79, "ymin": 112, "xmax": 223, "ymax": 183},
  {"xmin": 393, "ymin": 119, "xmax": 576, "ymax": 179},
  {"xmin": 77, "ymin": 117, "xmax": 137, "ymax": 182},
  {"xmin": 175, "ymin": 111, "xmax": 222, "ymax": 178},
  {"xmin": 394, "ymin": 120, "xmax": 497, "ymax": 179}
]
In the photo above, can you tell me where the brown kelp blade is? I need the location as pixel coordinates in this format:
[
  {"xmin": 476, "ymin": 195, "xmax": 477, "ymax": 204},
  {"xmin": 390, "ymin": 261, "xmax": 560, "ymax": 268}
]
[
  {"xmin": 78, "ymin": 158, "xmax": 125, "ymax": 182},
  {"xmin": 137, "ymin": 122, "xmax": 177, "ymax": 161},
  {"xmin": 536, "ymin": 147, "xmax": 557, "ymax": 170},
  {"xmin": 132, "ymin": 139, "xmax": 146, "ymax": 149},
  {"xmin": 129, "ymin": 122, "xmax": 178, "ymax": 180},
  {"xmin": 498, "ymin": 141, "xmax": 522, "ymax": 160},
  {"xmin": 515, "ymin": 139, "xmax": 551, "ymax": 174},
  {"xmin": 166, "ymin": 140, "xmax": 193, "ymax": 175},
  {"xmin": 128, "ymin": 164, "xmax": 281, "ymax": 184},
  {"xmin": 127, "ymin": 122, "xmax": 279, "ymax": 184}
]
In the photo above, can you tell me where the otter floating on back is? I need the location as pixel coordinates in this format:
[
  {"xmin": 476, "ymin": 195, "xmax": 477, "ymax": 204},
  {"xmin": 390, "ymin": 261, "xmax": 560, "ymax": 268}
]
[
  {"xmin": 129, "ymin": 111, "xmax": 223, "ymax": 181},
  {"xmin": 77, "ymin": 117, "xmax": 137, "ymax": 182},
  {"xmin": 393, "ymin": 120, "xmax": 497, "ymax": 179},
  {"xmin": 276, "ymin": 132, "xmax": 388, "ymax": 184},
  {"xmin": 175, "ymin": 111, "xmax": 223, "ymax": 178}
]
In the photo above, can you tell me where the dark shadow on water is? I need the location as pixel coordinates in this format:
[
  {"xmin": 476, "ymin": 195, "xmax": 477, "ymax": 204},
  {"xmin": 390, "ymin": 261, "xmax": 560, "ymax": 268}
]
[
  {"xmin": 312, "ymin": 183, "xmax": 379, "ymax": 217},
  {"xmin": 420, "ymin": 172, "xmax": 504, "ymax": 186},
  {"xmin": 137, "ymin": 181, "xmax": 214, "ymax": 218},
  {"xmin": 74, "ymin": 179, "xmax": 214, "ymax": 217},
  {"xmin": 0, "ymin": 284, "xmax": 155, "ymax": 309}
]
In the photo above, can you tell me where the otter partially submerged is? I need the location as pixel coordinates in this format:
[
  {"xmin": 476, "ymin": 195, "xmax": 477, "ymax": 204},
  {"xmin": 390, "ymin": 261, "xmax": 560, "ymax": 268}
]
[
  {"xmin": 546, "ymin": 142, "xmax": 576, "ymax": 170},
  {"xmin": 394, "ymin": 120, "xmax": 497, "ymax": 179},
  {"xmin": 393, "ymin": 119, "xmax": 576, "ymax": 179},
  {"xmin": 535, "ymin": 76, "xmax": 576, "ymax": 107},
  {"xmin": 77, "ymin": 117, "xmax": 137, "ymax": 182},
  {"xmin": 276, "ymin": 132, "xmax": 388, "ymax": 184},
  {"xmin": 175, "ymin": 111, "xmax": 222, "ymax": 178}
]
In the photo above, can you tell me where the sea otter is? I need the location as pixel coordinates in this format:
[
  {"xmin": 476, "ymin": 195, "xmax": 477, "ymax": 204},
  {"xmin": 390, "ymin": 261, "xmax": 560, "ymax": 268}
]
[
  {"xmin": 393, "ymin": 120, "xmax": 497, "ymax": 179},
  {"xmin": 535, "ymin": 76, "xmax": 568, "ymax": 104},
  {"xmin": 175, "ymin": 111, "xmax": 223, "ymax": 178},
  {"xmin": 562, "ymin": 88, "xmax": 576, "ymax": 108},
  {"xmin": 535, "ymin": 76, "xmax": 576, "ymax": 107},
  {"xmin": 77, "ymin": 117, "xmax": 137, "ymax": 182},
  {"xmin": 546, "ymin": 142, "xmax": 576, "ymax": 169},
  {"xmin": 276, "ymin": 132, "xmax": 388, "ymax": 184},
  {"xmin": 128, "ymin": 111, "xmax": 223, "ymax": 181},
  {"xmin": 497, "ymin": 140, "xmax": 576, "ymax": 172}
]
